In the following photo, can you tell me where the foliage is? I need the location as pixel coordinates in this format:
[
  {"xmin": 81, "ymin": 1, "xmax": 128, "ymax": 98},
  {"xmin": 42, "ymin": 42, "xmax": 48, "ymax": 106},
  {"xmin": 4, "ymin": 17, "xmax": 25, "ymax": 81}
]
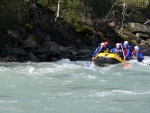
[
  {"xmin": 0, "ymin": 0, "xmax": 21, "ymax": 30},
  {"xmin": 106, "ymin": 0, "xmax": 150, "ymax": 24},
  {"xmin": 0, "ymin": 0, "xmax": 150, "ymax": 39},
  {"xmin": 118, "ymin": 0, "xmax": 148, "ymax": 8},
  {"xmin": 82, "ymin": 0, "xmax": 114, "ymax": 18}
]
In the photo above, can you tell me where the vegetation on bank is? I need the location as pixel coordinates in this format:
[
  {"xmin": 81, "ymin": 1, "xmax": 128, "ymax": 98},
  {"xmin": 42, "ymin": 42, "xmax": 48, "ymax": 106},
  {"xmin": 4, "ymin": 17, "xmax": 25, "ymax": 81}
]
[{"xmin": 0, "ymin": 0, "xmax": 150, "ymax": 45}]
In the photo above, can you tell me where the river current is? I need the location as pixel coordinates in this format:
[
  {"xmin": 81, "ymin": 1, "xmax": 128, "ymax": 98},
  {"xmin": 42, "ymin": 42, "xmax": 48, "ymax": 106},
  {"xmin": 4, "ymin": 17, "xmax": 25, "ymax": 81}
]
[{"xmin": 0, "ymin": 57, "xmax": 150, "ymax": 113}]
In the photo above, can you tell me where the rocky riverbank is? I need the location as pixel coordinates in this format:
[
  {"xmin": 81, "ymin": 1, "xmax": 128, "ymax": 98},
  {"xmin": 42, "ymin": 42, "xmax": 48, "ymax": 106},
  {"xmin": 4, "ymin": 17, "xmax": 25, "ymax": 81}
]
[
  {"xmin": 0, "ymin": 1, "xmax": 150, "ymax": 62},
  {"xmin": 0, "ymin": 20, "xmax": 150, "ymax": 62},
  {"xmin": 0, "ymin": 22, "xmax": 94, "ymax": 62}
]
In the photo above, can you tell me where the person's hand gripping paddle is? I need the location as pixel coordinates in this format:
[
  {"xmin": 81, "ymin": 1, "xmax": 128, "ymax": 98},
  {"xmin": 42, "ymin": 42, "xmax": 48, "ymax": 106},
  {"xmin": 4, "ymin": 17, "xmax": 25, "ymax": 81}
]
[
  {"xmin": 86, "ymin": 47, "xmax": 102, "ymax": 67},
  {"xmin": 120, "ymin": 44, "xmax": 129, "ymax": 69}
]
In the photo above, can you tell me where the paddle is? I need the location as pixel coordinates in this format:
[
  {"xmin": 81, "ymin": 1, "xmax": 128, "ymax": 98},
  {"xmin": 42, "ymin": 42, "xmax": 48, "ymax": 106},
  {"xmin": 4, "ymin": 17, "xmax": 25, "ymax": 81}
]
[
  {"xmin": 120, "ymin": 44, "xmax": 129, "ymax": 69},
  {"xmin": 86, "ymin": 47, "xmax": 102, "ymax": 67}
]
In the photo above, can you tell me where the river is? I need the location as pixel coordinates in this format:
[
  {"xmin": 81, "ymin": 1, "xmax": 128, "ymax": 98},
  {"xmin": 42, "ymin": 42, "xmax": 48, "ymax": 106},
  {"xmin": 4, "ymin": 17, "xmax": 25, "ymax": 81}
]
[{"xmin": 0, "ymin": 57, "xmax": 150, "ymax": 113}]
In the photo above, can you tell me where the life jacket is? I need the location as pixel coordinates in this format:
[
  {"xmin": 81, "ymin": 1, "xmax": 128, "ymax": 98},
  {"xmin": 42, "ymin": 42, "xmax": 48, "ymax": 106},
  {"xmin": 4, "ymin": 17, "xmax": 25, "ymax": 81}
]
[
  {"xmin": 132, "ymin": 51, "xmax": 144, "ymax": 62},
  {"xmin": 123, "ymin": 46, "xmax": 132, "ymax": 59},
  {"xmin": 123, "ymin": 48, "xmax": 127, "ymax": 56},
  {"xmin": 104, "ymin": 48, "xmax": 109, "ymax": 53}
]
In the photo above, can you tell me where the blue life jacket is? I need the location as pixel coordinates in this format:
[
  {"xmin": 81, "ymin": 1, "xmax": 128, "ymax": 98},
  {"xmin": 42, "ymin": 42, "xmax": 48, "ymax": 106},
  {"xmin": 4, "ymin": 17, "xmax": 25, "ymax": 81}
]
[
  {"xmin": 132, "ymin": 52, "xmax": 144, "ymax": 62},
  {"xmin": 123, "ymin": 45, "xmax": 132, "ymax": 60},
  {"xmin": 105, "ymin": 45, "xmax": 111, "ymax": 50},
  {"xmin": 110, "ymin": 47, "xmax": 123, "ymax": 57}
]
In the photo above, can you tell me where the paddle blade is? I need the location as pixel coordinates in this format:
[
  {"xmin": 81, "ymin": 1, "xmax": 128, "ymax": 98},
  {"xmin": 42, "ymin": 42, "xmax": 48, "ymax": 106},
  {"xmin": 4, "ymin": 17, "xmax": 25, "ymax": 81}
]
[
  {"xmin": 124, "ymin": 62, "xmax": 129, "ymax": 69},
  {"xmin": 86, "ymin": 63, "xmax": 90, "ymax": 67}
]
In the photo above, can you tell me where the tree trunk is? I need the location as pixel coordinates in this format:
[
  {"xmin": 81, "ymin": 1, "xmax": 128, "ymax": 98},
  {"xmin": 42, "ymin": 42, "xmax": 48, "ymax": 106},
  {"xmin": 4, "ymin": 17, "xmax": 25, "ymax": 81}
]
[
  {"xmin": 55, "ymin": 0, "xmax": 61, "ymax": 21},
  {"xmin": 121, "ymin": 2, "xmax": 126, "ymax": 31}
]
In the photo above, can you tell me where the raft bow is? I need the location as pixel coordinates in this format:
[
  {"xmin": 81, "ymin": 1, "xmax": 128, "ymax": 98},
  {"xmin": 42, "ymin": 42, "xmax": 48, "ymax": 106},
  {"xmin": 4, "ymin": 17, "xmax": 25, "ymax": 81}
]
[{"xmin": 93, "ymin": 53, "xmax": 125, "ymax": 67}]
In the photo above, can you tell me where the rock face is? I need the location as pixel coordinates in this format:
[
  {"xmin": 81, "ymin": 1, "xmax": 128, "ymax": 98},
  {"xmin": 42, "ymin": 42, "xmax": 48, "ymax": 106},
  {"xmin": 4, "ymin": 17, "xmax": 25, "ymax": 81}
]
[
  {"xmin": 129, "ymin": 23, "xmax": 150, "ymax": 33},
  {"xmin": 142, "ymin": 48, "xmax": 150, "ymax": 56},
  {"xmin": 127, "ymin": 23, "xmax": 150, "ymax": 47},
  {"xmin": 0, "ymin": 20, "xmax": 150, "ymax": 62},
  {"xmin": 115, "ymin": 22, "xmax": 150, "ymax": 49},
  {"xmin": 0, "ymin": 44, "xmax": 93, "ymax": 62}
]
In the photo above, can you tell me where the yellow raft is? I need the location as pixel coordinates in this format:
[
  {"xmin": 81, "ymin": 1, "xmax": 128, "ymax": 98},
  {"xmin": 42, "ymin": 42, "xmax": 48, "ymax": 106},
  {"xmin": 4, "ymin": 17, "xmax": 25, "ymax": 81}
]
[{"xmin": 93, "ymin": 53, "xmax": 125, "ymax": 67}]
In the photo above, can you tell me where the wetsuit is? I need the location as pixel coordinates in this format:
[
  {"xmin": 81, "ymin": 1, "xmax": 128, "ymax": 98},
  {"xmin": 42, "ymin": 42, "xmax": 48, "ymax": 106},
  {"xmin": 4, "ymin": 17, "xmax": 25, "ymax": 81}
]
[
  {"xmin": 132, "ymin": 51, "xmax": 144, "ymax": 62},
  {"xmin": 110, "ymin": 47, "xmax": 123, "ymax": 57},
  {"xmin": 123, "ymin": 45, "xmax": 132, "ymax": 60}
]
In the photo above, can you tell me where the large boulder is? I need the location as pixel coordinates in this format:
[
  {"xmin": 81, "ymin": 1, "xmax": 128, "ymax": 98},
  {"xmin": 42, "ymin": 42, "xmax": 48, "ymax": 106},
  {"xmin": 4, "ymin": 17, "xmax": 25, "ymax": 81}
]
[
  {"xmin": 116, "ymin": 23, "xmax": 150, "ymax": 48},
  {"xmin": 128, "ymin": 23, "xmax": 150, "ymax": 45},
  {"xmin": 24, "ymin": 41, "xmax": 37, "ymax": 49},
  {"xmin": 8, "ymin": 48, "xmax": 26, "ymax": 56},
  {"xmin": 76, "ymin": 48, "xmax": 92, "ymax": 61},
  {"xmin": 28, "ymin": 53, "xmax": 39, "ymax": 62},
  {"xmin": 34, "ymin": 27, "xmax": 51, "ymax": 42},
  {"xmin": 128, "ymin": 23, "xmax": 150, "ymax": 33},
  {"xmin": 116, "ymin": 28, "xmax": 139, "ymax": 44},
  {"xmin": 7, "ymin": 30, "xmax": 25, "ymax": 46},
  {"xmin": 142, "ymin": 48, "xmax": 150, "ymax": 56},
  {"xmin": 0, "ymin": 45, "xmax": 12, "ymax": 56},
  {"xmin": 2, "ymin": 56, "xmax": 17, "ymax": 62}
]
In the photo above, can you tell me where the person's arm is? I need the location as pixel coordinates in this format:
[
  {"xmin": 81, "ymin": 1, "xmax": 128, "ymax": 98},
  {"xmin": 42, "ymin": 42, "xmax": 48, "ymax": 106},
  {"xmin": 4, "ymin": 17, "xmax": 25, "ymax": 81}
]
[
  {"xmin": 118, "ymin": 49, "xmax": 123, "ymax": 54},
  {"xmin": 106, "ymin": 45, "xmax": 111, "ymax": 50},
  {"xmin": 92, "ymin": 46, "xmax": 100, "ymax": 57},
  {"xmin": 125, "ymin": 49, "xmax": 132, "ymax": 59},
  {"xmin": 131, "ymin": 50, "xmax": 137, "ymax": 59},
  {"xmin": 92, "ymin": 47, "xmax": 98, "ymax": 57},
  {"xmin": 110, "ymin": 48, "xmax": 115, "ymax": 53},
  {"xmin": 132, "ymin": 50, "xmax": 136, "ymax": 55}
]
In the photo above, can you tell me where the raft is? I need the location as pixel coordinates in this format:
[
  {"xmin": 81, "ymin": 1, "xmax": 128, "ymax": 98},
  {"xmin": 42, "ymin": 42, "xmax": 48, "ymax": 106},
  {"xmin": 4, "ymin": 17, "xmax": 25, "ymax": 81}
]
[{"xmin": 93, "ymin": 53, "xmax": 125, "ymax": 67}]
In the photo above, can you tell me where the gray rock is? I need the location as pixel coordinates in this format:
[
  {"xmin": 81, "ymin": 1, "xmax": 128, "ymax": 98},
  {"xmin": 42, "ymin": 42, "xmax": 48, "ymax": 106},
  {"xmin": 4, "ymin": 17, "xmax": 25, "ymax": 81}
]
[
  {"xmin": 37, "ymin": 53, "xmax": 49, "ymax": 61},
  {"xmin": 28, "ymin": 53, "xmax": 39, "ymax": 62},
  {"xmin": 8, "ymin": 48, "xmax": 26, "ymax": 56},
  {"xmin": 2, "ymin": 56, "xmax": 17, "ymax": 62},
  {"xmin": 142, "ymin": 48, "xmax": 150, "ymax": 56},
  {"xmin": 136, "ymin": 33, "xmax": 150, "ymax": 40},
  {"xmin": 129, "ymin": 23, "xmax": 150, "ymax": 33},
  {"xmin": 7, "ymin": 29, "xmax": 25, "ymax": 45},
  {"xmin": 24, "ymin": 41, "xmax": 37, "ymax": 49}
]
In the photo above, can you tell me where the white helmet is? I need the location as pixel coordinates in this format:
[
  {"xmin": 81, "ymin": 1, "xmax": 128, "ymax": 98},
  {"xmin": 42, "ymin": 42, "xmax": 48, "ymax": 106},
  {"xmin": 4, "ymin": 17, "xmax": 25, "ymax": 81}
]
[
  {"xmin": 134, "ymin": 46, "xmax": 138, "ymax": 49},
  {"xmin": 101, "ymin": 42, "xmax": 105, "ymax": 46},
  {"xmin": 134, "ymin": 46, "xmax": 140, "ymax": 51},
  {"xmin": 116, "ymin": 43, "xmax": 120, "ymax": 46}
]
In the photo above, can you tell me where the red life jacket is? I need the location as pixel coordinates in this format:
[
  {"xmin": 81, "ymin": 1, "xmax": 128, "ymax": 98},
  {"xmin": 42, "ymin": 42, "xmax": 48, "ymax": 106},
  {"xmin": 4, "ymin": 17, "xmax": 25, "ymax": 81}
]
[
  {"xmin": 124, "ymin": 48, "xmax": 127, "ymax": 56},
  {"xmin": 132, "ymin": 50, "xmax": 137, "ymax": 54}
]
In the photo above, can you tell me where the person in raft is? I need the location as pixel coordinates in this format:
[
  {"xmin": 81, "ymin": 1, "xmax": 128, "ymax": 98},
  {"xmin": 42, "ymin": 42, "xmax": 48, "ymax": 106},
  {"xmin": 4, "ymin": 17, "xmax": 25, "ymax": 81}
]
[
  {"xmin": 92, "ymin": 42, "xmax": 109, "ymax": 60},
  {"xmin": 104, "ymin": 41, "xmax": 111, "ymax": 50},
  {"xmin": 132, "ymin": 46, "xmax": 144, "ymax": 62},
  {"xmin": 122, "ymin": 41, "xmax": 132, "ymax": 60},
  {"xmin": 110, "ymin": 43, "xmax": 123, "ymax": 57}
]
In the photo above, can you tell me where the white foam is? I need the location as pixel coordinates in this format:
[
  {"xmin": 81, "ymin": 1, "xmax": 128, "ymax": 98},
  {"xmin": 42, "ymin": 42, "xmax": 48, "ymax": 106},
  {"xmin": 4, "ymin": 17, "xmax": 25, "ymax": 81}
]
[
  {"xmin": 112, "ymin": 90, "xmax": 150, "ymax": 95},
  {"xmin": 0, "ymin": 100, "xmax": 18, "ymax": 103},
  {"xmin": 0, "ymin": 66, "xmax": 8, "ymax": 72},
  {"xmin": 89, "ymin": 90, "xmax": 150, "ymax": 97}
]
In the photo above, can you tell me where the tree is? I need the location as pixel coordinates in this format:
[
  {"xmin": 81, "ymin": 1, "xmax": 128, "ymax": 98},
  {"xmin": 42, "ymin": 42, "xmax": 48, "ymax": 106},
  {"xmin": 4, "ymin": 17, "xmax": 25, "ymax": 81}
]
[{"xmin": 55, "ymin": 0, "xmax": 61, "ymax": 21}]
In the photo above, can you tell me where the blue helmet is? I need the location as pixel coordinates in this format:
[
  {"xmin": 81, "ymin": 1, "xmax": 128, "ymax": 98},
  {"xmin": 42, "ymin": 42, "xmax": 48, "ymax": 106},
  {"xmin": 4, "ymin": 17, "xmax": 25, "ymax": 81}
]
[
  {"xmin": 123, "ymin": 43, "xmax": 128, "ymax": 46},
  {"xmin": 123, "ymin": 41, "xmax": 128, "ymax": 46}
]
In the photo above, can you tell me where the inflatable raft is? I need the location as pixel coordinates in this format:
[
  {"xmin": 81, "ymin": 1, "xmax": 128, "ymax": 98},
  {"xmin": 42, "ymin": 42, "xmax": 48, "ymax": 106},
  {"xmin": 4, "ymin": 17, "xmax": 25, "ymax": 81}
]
[{"xmin": 93, "ymin": 53, "xmax": 125, "ymax": 67}]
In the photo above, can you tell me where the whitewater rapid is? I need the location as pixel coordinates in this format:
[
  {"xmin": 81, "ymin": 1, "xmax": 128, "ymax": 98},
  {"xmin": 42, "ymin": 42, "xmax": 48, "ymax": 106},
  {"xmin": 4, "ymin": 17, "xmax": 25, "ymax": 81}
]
[{"xmin": 0, "ymin": 57, "xmax": 150, "ymax": 113}]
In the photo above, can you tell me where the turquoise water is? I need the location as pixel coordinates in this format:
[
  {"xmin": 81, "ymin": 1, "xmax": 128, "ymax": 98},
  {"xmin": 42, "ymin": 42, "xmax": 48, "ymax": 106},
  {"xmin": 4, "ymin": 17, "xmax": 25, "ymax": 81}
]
[{"xmin": 0, "ymin": 57, "xmax": 150, "ymax": 113}]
